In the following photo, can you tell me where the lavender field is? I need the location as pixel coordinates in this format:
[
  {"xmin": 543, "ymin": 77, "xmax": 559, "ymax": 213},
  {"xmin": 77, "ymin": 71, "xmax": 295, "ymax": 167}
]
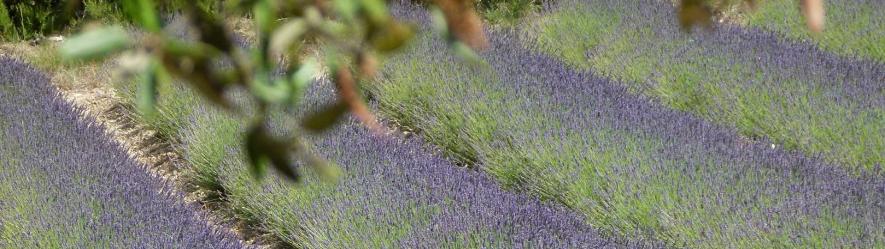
[
  {"xmin": 370, "ymin": 30, "xmax": 884, "ymax": 247},
  {"xmin": 1, "ymin": 0, "xmax": 883, "ymax": 248},
  {"xmin": 0, "ymin": 58, "xmax": 245, "ymax": 248},
  {"xmin": 533, "ymin": 0, "xmax": 884, "ymax": 175},
  {"xmin": 119, "ymin": 68, "xmax": 649, "ymax": 247}
]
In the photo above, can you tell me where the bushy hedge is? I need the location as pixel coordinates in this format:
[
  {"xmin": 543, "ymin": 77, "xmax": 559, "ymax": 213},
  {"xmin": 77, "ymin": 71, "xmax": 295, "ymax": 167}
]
[
  {"xmin": 0, "ymin": 0, "xmax": 68, "ymax": 41},
  {"xmin": 0, "ymin": 0, "xmax": 217, "ymax": 41}
]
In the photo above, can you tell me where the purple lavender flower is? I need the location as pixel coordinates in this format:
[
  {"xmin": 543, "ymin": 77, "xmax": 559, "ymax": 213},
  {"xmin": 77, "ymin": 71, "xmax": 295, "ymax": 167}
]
[{"xmin": 0, "ymin": 57, "xmax": 247, "ymax": 248}]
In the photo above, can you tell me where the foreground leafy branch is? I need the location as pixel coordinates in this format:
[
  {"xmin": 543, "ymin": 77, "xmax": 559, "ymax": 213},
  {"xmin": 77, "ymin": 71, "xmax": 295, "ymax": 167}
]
[{"xmin": 58, "ymin": 0, "xmax": 489, "ymax": 182}]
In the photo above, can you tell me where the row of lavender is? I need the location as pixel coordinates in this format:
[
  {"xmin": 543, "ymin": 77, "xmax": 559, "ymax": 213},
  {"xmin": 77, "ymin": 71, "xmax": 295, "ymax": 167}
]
[
  {"xmin": 95, "ymin": 12, "xmax": 654, "ymax": 247},
  {"xmin": 137, "ymin": 69, "xmax": 646, "ymax": 247},
  {"xmin": 371, "ymin": 6, "xmax": 885, "ymax": 246},
  {"xmin": 0, "ymin": 57, "xmax": 246, "ymax": 248},
  {"xmin": 533, "ymin": 0, "xmax": 884, "ymax": 175}
]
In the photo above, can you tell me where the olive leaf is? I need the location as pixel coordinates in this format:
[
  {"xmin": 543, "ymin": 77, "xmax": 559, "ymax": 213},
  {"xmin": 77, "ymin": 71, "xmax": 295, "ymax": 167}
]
[
  {"xmin": 245, "ymin": 125, "xmax": 269, "ymax": 180},
  {"xmin": 188, "ymin": 5, "xmax": 234, "ymax": 53},
  {"xmin": 121, "ymin": 0, "xmax": 161, "ymax": 32},
  {"xmin": 302, "ymin": 102, "xmax": 349, "ymax": 133},
  {"xmin": 250, "ymin": 73, "xmax": 292, "ymax": 104},
  {"xmin": 270, "ymin": 19, "xmax": 308, "ymax": 59},
  {"xmin": 287, "ymin": 58, "xmax": 319, "ymax": 106},
  {"xmin": 292, "ymin": 138, "xmax": 343, "ymax": 183},
  {"xmin": 54, "ymin": 0, "xmax": 513, "ymax": 187},
  {"xmin": 452, "ymin": 41, "xmax": 481, "ymax": 64},
  {"xmin": 253, "ymin": 0, "xmax": 276, "ymax": 35},
  {"xmin": 158, "ymin": 50, "xmax": 232, "ymax": 109},
  {"xmin": 678, "ymin": 0, "xmax": 713, "ymax": 31},
  {"xmin": 361, "ymin": 0, "xmax": 390, "ymax": 25},
  {"xmin": 136, "ymin": 59, "xmax": 160, "ymax": 117},
  {"xmin": 60, "ymin": 26, "xmax": 131, "ymax": 62},
  {"xmin": 246, "ymin": 125, "xmax": 300, "ymax": 181},
  {"xmin": 333, "ymin": 0, "xmax": 359, "ymax": 21},
  {"xmin": 371, "ymin": 21, "xmax": 414, "ymax": 52}
]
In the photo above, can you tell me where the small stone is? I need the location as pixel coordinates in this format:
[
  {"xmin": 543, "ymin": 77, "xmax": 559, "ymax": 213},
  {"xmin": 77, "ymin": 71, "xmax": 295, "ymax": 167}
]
[{"xmin": 48, "ymin": 35, "xmax": 64, "ymax": 42}]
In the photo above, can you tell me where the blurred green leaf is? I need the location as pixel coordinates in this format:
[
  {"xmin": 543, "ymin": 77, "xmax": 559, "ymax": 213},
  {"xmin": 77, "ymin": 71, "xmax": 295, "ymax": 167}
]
[
  {"xmin": 268, "ymin": 152, "xmax": 300, "ymax": 181},
  {"xmin": 162, "ymin": 39, "xmax": 219, "ymax": 59},
  {"xmin": 245, "ymin": 125, "xmax": 269, "ymax": 180},
  {"xmin": 678, "ymin": 0, "xmax": 713, "ymax": 31},
  {"xmin": 332, "ymin": 0, "xmax": 359, "ymax": 21},
  {"xmin": 253, "ymin": 0, "xmax": 275, "ymax": 34},
  {"xmin": 361, "ymin": 0, "xmax": 389, "ymax": 25},
  {"xmin": 122, "ymin": 0, "xmax": 161, "ymax": 32},
  {"xmin": 189, "ymin": 6, "xmax": 234, "ymax": 52},
  {"xmin": 246, "ymin": 125, "xmax": 300, "ymax": 181},
  {"xmin": 289, "ymin": 58, "xmax": 319, "ymax": 105},
  {"xmin": 294, "ymin": 139, "xmax": 343, "ymax": 183},
  {"xmin": 319, "ymin": 19, "xmax": 348, "ymax": 37},
  {"xmin": 371, "ymin": 22, "xmax": 414, "ymax": 52},
  {"xmin": 224, "ymin": 0, "xmax": 261, "ymax": 11},
  {"xmin": 315, "ymin": 162, "xmax": 343, "ymax": 183},
  {"xmin": 60, "ymin": 26, "xmax": 131, "ymax": 62},
  {"xmin": 292, "ymin": 58, "xmax": 319, "ymax": 88},
  {"xmin": 304, "ymin": 6, "xmax": 323, "ymax": 26},
  {"xmin": 452, "ymin": 41, "xmax": 481, "ymax": 63},
  {"xmin": 250, "ymin": 73, "xmax": 292, "ymax": 104},
  {"xmin": 136, "ymin": 59, "xmax": 159, "ymax": 117},
  {"xmin": 270, "ymin": 19, "xmax": 308, "ymax": 58},
  {"xmin": 158, "ymin": 53, "xmax": 232, "ymax": 109},
  {"xmin": 430, "ymin": 7, "xmax": 448, "ymax": 34},
  {"xmin": 302, "ymin": 102, "xmax": 349, "ymax": 133}
]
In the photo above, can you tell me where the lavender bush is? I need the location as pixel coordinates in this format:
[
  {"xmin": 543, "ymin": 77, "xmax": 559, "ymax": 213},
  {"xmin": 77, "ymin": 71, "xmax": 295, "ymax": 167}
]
[
  {"xmin": 532, "ymin": 0, "xmax": 884, "ymax": 174},
  {"xmin": 0, "ymin": 57, "xmax": 246, "ymax": 248},
  {"xmin": 370, "ymin": 26, "xmax": 885, "ymax": 247}
]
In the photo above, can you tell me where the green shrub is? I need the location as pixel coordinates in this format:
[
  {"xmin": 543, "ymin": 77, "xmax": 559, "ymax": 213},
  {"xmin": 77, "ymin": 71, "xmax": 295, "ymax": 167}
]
[
  {"xmin": 0, "ymin": 0, "xmax": 68, "ymax": 41},
  {"xmin": 478, "ymin": 0, "xmax": 542, "ymax": 24},
  {"xmin": 0, "ymin": 0, "xmax": 219, "ymax": 41},
  {"xmin": 0, "ymin": 2, "xmax": 13, "ymax": 37}
]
